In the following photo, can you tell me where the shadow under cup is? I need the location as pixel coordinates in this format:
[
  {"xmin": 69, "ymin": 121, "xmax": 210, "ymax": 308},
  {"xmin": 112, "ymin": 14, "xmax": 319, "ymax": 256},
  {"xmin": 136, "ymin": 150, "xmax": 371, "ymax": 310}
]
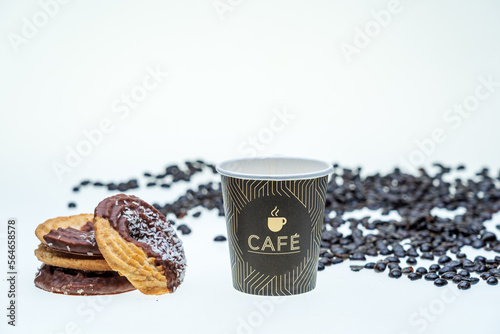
[{"xmin": 217, "ymin": 157, "xmax": 333, "ymax": 296}]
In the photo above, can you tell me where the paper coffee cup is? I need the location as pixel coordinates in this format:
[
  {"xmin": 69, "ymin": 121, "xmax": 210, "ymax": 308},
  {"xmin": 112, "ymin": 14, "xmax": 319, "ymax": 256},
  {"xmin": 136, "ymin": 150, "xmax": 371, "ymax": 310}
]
[{"xmin": 217, "ymin": 157, "xmax": 333, "ymax": 296}]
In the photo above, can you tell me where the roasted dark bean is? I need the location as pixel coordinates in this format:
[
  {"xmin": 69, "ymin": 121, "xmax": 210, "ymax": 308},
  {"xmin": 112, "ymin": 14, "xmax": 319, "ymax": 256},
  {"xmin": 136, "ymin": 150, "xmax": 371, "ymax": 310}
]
[
  {"xmin": 487, "ymin": 277, "xmax": 499, "ymax": 285},
  {"xmin": 365, "ymin": 262, "xmax": 375, "ymax": 269},
  {"xmin": 389, "ymin": 270, "xmax": 402, "ymax": 278},
  {"xmin": 438, "ymin": 256, "xmax": 451, "ymax": 264},
  {"xmin": 457, "ymin": 281, "xmax": 471, "ymax": 290},
  {"xmin": 408, "ymin": 273, "xmax": 422, "ymax": 281},
  {"xmin": 429, "ymin": 264, "xmax": 441, "ymax": 272},
  {"xmin": 441, "ymin": 272, "xmax": 456, "ymax": 280},
  {"xmin": 434, "ymin": 278, "xmax": 448, "ymax": 287},
  {"xmin": 374, "ymin": 262, "xmax": 387, "ymax": 273},
  {"xmin": 425, "ymin": 273, "xmax": 439, "ymax": 281},
  {"xmin": 416, "ymin": 267, "xmax": 428, "ymax": 275}
]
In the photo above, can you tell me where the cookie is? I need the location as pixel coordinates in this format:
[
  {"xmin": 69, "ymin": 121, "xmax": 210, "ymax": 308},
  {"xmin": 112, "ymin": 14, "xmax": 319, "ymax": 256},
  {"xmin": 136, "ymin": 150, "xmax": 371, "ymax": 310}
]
[
  {"xmin": 35, "ymin": 244, "xmax": 112, "ymax": 272},
  {"xmin": 35, "ymin": 214, "xmax": 101, "ymax": 256},
  {"xmin": 34, "ymin": 264, "xmax": 135, "ymax": 295},
  {"xmin": 94, "ymin": 194, "xmax": 186, "ymax": 295}
]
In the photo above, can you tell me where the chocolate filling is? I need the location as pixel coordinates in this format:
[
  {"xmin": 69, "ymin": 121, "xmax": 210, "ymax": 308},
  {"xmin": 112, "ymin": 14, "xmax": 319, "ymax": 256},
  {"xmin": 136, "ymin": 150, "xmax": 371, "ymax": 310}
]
[
  {"xmin": 44, "ymin": 221, "xmax": 101, "ymax": 256},
  {"xmin": 95, "ymin": 194, "xmax": 186, "ymax": 291},
  {"xmin": 34, "ymin": 264, "xmax": 135, "ymax": 295}
]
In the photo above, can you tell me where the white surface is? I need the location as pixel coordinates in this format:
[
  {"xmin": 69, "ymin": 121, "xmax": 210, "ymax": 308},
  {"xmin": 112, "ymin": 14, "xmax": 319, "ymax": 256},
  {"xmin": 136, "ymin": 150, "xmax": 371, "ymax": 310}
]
[{"xmin": 1, "ymin": 1, "xmax": 500, "ymax": 333}]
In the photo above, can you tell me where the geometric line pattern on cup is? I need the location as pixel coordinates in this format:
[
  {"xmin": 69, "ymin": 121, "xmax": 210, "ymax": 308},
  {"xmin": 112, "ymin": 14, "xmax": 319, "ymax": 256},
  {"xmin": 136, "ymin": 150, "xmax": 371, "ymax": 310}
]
[{"xmin": 221, "ymin": 176, "xmax": 328, "ymax": 295}]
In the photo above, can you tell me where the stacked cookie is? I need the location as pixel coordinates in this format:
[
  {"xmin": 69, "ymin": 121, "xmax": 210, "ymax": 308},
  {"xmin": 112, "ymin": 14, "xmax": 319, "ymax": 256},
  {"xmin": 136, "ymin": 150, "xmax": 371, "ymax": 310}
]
[
  {"xmin": 34, "ymin": 214, "xmax": 136, "ymax": 295},
  {"xmin": 34, "ymin": 194, "xmax": 186, "ymax": 296}
]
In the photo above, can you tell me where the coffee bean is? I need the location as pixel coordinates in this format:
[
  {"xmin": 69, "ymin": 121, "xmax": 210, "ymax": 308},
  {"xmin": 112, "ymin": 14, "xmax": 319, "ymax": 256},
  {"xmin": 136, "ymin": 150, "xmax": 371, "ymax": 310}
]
[
  {"xmin": 416, "ymin": 267, "xmax": 428, "ymax": 275},
  {"xmin": 487, "ymin": 277, "xmax": 499, "ymax": 285},
  {"xmin": 389, "ymin": 270, "xmax": 402, "ymax": 278},
  {"xmin": 464, "ymin": 277, "xmax": 479, "ymax": 285},
  {"xmin": 441, "ymin": 272, "xmax": 456, "ymax": 280},
  {"xmin": 438, "ymin": 255, "xmax": 451, "ymax": 264},
  {"xmin": 425, "ymin": 273, "xmax": 439, "ymax": 281},
  {"xmin": 452, "ymin": 275, "xmax": 463, "ymax": 284},
  {"xmin": 193, "ymin": 211, "xmax": 201, "ymax": 218},
  {"xmin": 406, "ymin": 257, "xmax": 417, "ymax": 265},
  {"xmin": 331, "ymin": 258, "xmax": 343, "ymax": 265},
  {"xmin": 421, "ymin": 253, "xmax": 434, "ymax": 260},
  {"xmin": 446, "ymin": 261, "xmax": 462, "ymax": 268},
  {"xmin": 457, "ymin": 281, "xmax": 471, "ymax": 290},
  {"xmin": 72, "ymin": 187, "xmax": 79, "ymax": 192},
  {"xmin": 385, "ymin": 256, "xmax": 400, "ymax": 263},
  {"xmin": 319, "ymin": 258, "xmax": 332, "ymax": 266},
  {"xmin": 408, "ymin": 273, "xmax": 422, "ymax": 281},
  {"xmin": 434, "ymin": 278, "xmax": 448, "ymax": 287},
  {"xmin": 365, "ymin": 262, "xmax": 375, "ymax": 269},
  {"xmin": 350, "ymin": 265, "xmax": 364, "ymax": 272},
  {"xmin": 458, "ymin": 270, "xmax": 470, "ymax": 277},
  {"xmin": 176, "ymin": 224, "xmax": 192, "ymax": 235},
  {"xmin": 429, "ymin": 264, "xmax": 441, "ymax": 272},
  {"xmin": 351, "ymin": 253, "xmax": 366, "ymax": 261},
  {"xmin": 489, "ymin": 269, "xmax": 500, "ymax": 276},
  {"xmin": 374, "ymin": 262, "xmax": 387, "ymax": 273},
  {"xmin": 402, "ymin": 267, "xmax": 413, "ymax": 274},
  {"xmin": 438, "ymin": 266, "xmax": 456, "ymax": 275},
  {"xmin": 214, "ymin": 235, "xmax": 226, "ymax": 242},
  {"xmin": 481, "ymin": 273, "xmax": 492, "ymax": 280},
  {"xmin": 68, "ymin": 202, "xmax": 76, "ymax": 208}
]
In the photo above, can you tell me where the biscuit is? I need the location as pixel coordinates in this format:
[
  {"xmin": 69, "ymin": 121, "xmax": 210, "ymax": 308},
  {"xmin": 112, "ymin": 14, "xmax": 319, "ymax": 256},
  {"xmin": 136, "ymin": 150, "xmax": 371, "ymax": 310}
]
[
  {"xmin": 35, "ymin": 214, "xmax": 101, "ymax": 256},
  {"xmin": 35, "ymin": 264, "xmax": 135, "ymax": 295},
  {"xmin": 35, "ymin": 244, "xmax": 112, "ymax": 272},
  {"xmin": 94, "ymin": 194, "xmax": 186, "ymax": 295}
]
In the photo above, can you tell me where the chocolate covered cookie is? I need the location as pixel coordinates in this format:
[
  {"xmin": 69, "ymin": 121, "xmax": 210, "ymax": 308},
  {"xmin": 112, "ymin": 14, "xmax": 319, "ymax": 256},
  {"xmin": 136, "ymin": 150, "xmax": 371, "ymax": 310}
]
[{"xmin": 94, "ymin": 194, "xmax": 186, "ymax": 295}]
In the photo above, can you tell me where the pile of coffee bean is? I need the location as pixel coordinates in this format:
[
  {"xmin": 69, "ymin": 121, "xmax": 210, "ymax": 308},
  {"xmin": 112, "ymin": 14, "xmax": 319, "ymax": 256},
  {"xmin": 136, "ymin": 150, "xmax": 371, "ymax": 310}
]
[
  {"xmin": 319, "ymin": 163, "xmax": 500, "ymax": 290},
  {"xmin": 70, "ymin": 161, "xmax": 500, "ymax": 289},
  {"xmin": 69, "ymin": 160, "xmax": 224, "ymax": 239}
]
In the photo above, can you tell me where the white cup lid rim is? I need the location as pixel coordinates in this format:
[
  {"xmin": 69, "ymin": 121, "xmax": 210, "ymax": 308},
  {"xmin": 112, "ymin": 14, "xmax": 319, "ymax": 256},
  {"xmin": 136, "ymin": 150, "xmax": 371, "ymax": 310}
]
[{"xmin": 216, "ymin": 157, "xmax": 334, "ymax": 180}]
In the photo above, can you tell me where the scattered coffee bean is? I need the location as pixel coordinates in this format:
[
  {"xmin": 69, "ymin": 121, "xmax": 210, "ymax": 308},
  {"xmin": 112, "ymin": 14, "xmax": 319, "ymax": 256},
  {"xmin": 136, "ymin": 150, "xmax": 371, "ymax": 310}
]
[
  {"xmin": 374, "ymin": 262, "xmax": 387, "ymax": 273},
  {"xmin": 434, "ymin": 278, "xmax": 448, "ymax": 287},
  {"xmin": 351, "ymin": 253, "xmax": 366, "ymax": 261},
  {"xmin": 438, "ymin": 256, "xmax": 451, "ymax": 264},
  {"xmin": 408, "ymin": 273, "xmax": 422, "ymax": 281},
  {"xmin": 365, "ymin": 262, "xmax": 375, "ymax": 269},
  {"xmin": 176, "ymin": 224, "xmax": 192, "ymax": 235},
  {"xmin": 350, "ymin": 265, "xmax": 364, "ymax": 272},
  {"xmin": 425, "ymin": 273, "xmax": 439, "ymax": 281},
  {"xmin": 68, "ymin": 202, "xmax": 76, "ymax": 208},
  {"xmin": 402, "ymin": 267, "xmax": 413, "ymax": 274},
  {"xmin": 429, "ymin": 264, "xmax": 441, "ymax": 272},
  {"xmin": 487, "ymin": 277, "xmax": 499, "ymax": 285},
  {"xmin": 406, "ymin": 257, "xmax": 417, "ymax": 265},
  {"xmin": 214, "ymin": 235, "xmax": 227, "ymax": 242},
  {"xmin": 389, "ymin": 270, "xmax": 402, "ymax": 278},
  {"xmin": 464, "ymin": 277, "xmax": 479, "ymax": 285},
  {"xmin": 441, "ymin": 272, "xmax": 456, "ymax": 280},
  {"xmin": 416, "ymin": 267, "xmax": 428, "ymax": 275},
  {"xmin": 457, "ymin": 281, "xmax": 471, "ymax": 290},
  {"xmin": 458, "ymin": 270, "xmax": 470, "ymax": 277}
]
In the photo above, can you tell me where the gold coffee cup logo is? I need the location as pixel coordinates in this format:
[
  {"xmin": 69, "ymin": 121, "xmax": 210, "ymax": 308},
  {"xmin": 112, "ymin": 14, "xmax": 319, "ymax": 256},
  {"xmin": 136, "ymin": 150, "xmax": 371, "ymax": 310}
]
[{"xmin": 268, "ymin": 206, "xmax": 287, "ymax": 232}]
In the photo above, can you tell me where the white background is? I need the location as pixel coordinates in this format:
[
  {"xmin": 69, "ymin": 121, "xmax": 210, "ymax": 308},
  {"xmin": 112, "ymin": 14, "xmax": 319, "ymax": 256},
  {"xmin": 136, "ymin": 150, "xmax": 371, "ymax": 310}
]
[{"xmin": 1, "ymin": 1, "xmax": 500, "ymax": 333}]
